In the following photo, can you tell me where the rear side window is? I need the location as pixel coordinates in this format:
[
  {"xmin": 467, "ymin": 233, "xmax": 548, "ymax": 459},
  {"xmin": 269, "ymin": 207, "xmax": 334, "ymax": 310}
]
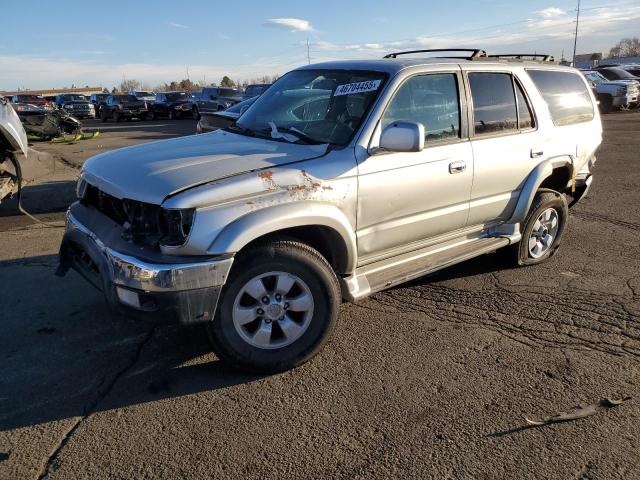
[
  {"xmin": 515, "ymin": 82, "xmax": 534, "ymax": 130},
  {"xmin": 468, "ymin": 72, "xmax": 518, "ymax": 135},
  {"xmin": 382, "ymin": 73, "xmax": 461, "ymax": 142},
  {"xmin": 527, "ymin": 70, "xmax": 594, "ymax": 126}
]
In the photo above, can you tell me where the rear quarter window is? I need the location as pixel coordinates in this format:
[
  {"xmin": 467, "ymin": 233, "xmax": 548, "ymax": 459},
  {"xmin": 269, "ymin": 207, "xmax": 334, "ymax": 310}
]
[{"xmin": 527, "ymin": 70, "xmax": 594, "ymax": 126}]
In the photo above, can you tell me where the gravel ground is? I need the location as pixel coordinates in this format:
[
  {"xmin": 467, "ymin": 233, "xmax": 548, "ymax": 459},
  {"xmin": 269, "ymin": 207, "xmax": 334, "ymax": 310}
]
[{"xmin": 0, "ymin": 112, "xmax": 638, "ymax": 480}]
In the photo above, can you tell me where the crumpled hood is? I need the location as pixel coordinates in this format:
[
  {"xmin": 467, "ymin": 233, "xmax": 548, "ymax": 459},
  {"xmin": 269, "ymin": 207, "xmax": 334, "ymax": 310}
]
[{"xmin": 82, "ymin": 130, "xmax": 328, "ymax": 205}]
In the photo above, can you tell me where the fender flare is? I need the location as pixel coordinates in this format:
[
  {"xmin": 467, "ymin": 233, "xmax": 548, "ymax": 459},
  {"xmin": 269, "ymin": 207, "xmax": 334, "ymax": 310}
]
[
  {"xmin": 207, "ymin": 202, "xmax": 358, "ymax": 272},
  {"xmin": 508, "ymin": 156, "xmax": 574, "ymax": 224}
]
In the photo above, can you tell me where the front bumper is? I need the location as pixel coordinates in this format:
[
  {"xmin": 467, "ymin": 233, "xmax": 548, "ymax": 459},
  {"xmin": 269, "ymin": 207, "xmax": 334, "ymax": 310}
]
[
  {"xmin": 57, "ymin": 203, "xmax": 233, "ymax": 323},
  {"xmin": 612, "ymin": 94, "xmax": 639, "ymax": 107}
]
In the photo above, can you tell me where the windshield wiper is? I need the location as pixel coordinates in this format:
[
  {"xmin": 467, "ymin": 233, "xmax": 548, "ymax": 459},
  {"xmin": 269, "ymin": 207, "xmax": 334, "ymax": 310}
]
[
  {"xmin": 264, "ymin": 122, "xmax": 325, "ymax": 145},
  {"xmin": 224, "ymin": 123, "xmax": 256, "ymax": 137}
]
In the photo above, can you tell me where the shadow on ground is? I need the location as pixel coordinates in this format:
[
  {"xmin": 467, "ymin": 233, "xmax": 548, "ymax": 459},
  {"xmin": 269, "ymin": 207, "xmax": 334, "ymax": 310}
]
[{"xmin": 0, "ymin": 254, "xmax": 261, "ymax": 432}]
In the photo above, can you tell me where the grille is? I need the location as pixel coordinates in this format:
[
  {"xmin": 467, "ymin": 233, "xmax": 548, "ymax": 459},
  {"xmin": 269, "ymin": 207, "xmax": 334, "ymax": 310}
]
[{"xmin": 82, "ymin": 184, "xmax": 165, "ymax": 247}]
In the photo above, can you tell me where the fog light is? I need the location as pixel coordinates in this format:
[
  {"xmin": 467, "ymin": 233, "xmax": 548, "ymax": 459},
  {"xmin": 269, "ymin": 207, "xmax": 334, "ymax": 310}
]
[{"xmin": 116, "ymin": 287, "xmax": 141, "ymax": 309}]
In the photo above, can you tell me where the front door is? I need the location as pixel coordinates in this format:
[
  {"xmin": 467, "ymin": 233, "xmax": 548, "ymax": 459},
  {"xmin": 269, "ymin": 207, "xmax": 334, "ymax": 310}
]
[{"xmin": 357, "ymin": 71, "xmax": 473, "ymax": 264}]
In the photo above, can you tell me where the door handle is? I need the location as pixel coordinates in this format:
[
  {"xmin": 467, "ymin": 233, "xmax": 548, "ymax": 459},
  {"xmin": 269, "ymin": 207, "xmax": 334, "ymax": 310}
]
[
  {"xmin": 449, "ymin": 160, "xmax": 466, "ymax": 174},
  {"xmin": 530, "ymin": 148, "xmax": 544, "ymax": 158}
]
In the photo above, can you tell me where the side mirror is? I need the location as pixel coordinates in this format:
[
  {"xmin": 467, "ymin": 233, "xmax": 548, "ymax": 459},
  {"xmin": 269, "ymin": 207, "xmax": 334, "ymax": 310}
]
[{"xmin": 379, "ymin": 121, "xmax": 424, "ymax": 152}]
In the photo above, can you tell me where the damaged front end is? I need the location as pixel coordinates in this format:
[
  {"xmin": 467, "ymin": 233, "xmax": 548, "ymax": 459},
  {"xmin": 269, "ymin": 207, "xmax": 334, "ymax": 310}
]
[
  {"xmin": 0, "ymin": 96, "xmax": 28, "ymax": 204},
  {"xmin": 57, "ymin": 189, "xmax": 233, "ymax": 324}
]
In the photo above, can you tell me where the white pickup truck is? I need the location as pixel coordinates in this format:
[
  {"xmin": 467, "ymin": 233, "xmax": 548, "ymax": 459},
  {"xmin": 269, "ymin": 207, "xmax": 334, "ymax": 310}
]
[{"xmin": 582, "ymin": 70, "xmax": 640, "ymax": 113}]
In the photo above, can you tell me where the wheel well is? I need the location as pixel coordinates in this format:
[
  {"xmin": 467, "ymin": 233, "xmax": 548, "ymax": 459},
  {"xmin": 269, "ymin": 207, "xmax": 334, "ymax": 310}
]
[
  {"xmin": 539, "ymin": 166, "xmax": 571, "ymax": 193},
  {"xmin": 242, "ymin": 225, "xmax": 350, "ymax": 275}
]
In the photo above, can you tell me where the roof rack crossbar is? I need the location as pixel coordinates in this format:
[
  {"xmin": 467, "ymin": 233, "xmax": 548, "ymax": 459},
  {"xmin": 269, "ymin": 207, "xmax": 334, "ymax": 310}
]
[
  {"xmin": 488, "ymin": 54, "xmax": 555, "ymax": 62},
  {"xmin": 384, "ymin": 48, "xmax": 487, "ymax": 59}
]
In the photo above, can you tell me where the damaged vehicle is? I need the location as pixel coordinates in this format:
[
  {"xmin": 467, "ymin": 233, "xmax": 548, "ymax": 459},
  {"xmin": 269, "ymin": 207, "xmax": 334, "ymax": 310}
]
[
  {"xmin": 17, "ymin": 106, "xmax": 82, "ymax": 140},
  {"xmin": 58, "ymin": 49, "xmax": 602, "ymax": 372},
  {"xmin": 0, "ymin": 97, "xmax": 28, "ymax": 203}
]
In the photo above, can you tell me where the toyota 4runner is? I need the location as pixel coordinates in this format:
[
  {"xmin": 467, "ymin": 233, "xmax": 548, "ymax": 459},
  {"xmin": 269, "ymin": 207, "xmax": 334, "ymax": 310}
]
[{"xmin": 57, "ymin": 49, "xmax": 601, "ymax": 372}]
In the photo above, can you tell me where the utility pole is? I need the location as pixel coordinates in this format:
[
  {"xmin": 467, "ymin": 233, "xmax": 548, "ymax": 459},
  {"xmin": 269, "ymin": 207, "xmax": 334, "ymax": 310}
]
[
  {"xmin": 572, "ymin": 0, "xmax": 581, "ymax": 66},
  {"xmin": 306, "ymin": 38, "xmax": 311, "ymax": 64}
]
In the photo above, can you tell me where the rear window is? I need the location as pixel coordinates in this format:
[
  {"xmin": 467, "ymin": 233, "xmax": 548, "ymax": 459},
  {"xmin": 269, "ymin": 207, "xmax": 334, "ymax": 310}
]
[{"xmin": 527, "ymin": 70, "xmax": 594, "ymax": 126}]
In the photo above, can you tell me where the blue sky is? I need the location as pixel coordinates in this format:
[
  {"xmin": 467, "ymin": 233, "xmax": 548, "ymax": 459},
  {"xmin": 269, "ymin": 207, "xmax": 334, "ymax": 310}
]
[{"xmin": 1, "ymin": 0, "xmax": 638, "ymax": 90}]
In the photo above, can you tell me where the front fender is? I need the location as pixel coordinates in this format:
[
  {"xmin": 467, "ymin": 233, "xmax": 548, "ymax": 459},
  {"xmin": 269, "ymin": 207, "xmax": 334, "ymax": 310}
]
[
  {"xmin": 508, "ymin": 156, "xmax": 574, "ymax": 224},
  {"xmin": 208, "ymin": 202, "xmax": 358, "ymax": 272}
]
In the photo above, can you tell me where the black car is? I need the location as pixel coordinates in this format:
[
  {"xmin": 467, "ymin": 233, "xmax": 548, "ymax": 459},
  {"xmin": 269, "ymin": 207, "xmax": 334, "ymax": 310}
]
[
  {"xmin": 243, "ymin": 83, "xmax": 271, "ymax": 100},
  {"xmin": 90, "ymin": 93, "xmax": 109, "ymax": 113},
  {"xmin": 148, "ymin": 92, "xmax": 192, "ymax": 120},
  {"xmin": 54, "ymin": 94, "xmax": 96, "ymax": 119},
  {"xmin": 594, "ymin": 66, "xmax": 640, "ymax": 82},
  {"xmin": 191, "ymin": 87, "xmax": 243, "ymax": 118},
  {"xmin": 196, "ymin": 96, "xmax": 258, "ymax": 134},
  {"xmin": 100, "ymin": 95, "xmax": 148, "ymax": 122}
]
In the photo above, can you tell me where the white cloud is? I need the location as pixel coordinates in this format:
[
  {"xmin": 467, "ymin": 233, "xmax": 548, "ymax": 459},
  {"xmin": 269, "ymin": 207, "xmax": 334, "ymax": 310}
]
[
  {"xmin": 264, "ymin": 18, "xmax": 313, "ymax": 32},
  {"xmin": 538, "ymin": 7, "xmax": 566, "ymax": 18},
  {"xmin": 218, "ymin": 32, "xmax": 231, "ymax": 40},
  {"xmin": 168, "ymin": 22, "xmax": 189, "ymax": 29}
]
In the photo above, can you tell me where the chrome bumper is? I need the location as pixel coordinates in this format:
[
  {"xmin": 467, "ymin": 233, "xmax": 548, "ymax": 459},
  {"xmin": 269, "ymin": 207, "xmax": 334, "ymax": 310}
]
[{"xmin": 58, "ymin": 210, "xmax": 233, "ymax": 323}]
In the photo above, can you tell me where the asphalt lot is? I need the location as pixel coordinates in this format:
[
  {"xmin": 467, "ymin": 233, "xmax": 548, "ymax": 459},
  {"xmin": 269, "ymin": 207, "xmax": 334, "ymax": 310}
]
[{"xmin": 1, "ymin": 113, "xmax": 639, "ymax": 480}]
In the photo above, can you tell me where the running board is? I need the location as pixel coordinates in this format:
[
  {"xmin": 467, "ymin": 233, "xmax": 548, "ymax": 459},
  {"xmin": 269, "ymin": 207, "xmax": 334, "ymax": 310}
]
[{"xmin": 341, "ymin": 236, "xmax": 510, "ymax": 301}]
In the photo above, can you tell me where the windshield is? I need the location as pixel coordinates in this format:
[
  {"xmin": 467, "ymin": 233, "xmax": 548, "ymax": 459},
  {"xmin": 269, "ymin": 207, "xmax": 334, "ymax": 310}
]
[
  {"xmin": 165, "ymin": 92, "xmax": 188, "ymax": 101},
  {"xmin": 219, "ymin": 88, "xmax": 242, "ymax": 97},
  {"xmin": 583, "ymin": 72, "xmax": 607, "ymax": 84},
  {"xmin": 114, "ymin": 95, "xmax": 139, "ymax": 101},
  {"xmin": 18, "ymin": 95, "xmax": 43, "ymax": 101},
  {"xmin": 135, "ymin": 91, "xmax": 154, "ymax": 96},
  {"xmin": 607, "ymin": 68, "xmax": 638, "ymax": 79},
  {"xmin": 65, "ymin": 95, "xmax": 87, "ymax": 101},
  {"xmin": 236, "ymin": 69, "xmax": 386, "ymax": 146}
]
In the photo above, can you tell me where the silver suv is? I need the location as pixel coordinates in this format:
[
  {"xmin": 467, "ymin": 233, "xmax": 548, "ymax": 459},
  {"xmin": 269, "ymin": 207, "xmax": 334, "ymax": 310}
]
[{"xmin": 58, "ymin": 49, "xmax": 602, "ymax": 372}]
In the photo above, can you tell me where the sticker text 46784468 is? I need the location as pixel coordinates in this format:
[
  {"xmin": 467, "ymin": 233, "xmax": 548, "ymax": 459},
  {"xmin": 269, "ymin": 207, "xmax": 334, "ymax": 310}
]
[{"xmin": 334, "ymin": 80, "xmax": 382, "ymax": 96}]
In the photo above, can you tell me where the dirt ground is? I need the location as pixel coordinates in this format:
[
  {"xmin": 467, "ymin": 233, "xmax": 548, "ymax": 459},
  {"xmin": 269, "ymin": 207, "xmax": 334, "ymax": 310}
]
[{"xmin": 0, "ymin": 113, "xmax": 639, "ymax": 480}]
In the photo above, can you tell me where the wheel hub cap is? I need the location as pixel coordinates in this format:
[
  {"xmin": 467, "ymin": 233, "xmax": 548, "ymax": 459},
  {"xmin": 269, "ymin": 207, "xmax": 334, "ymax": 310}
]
[
  {"xmin": 528, "ymin": 207, "xmax": 559, "ymax": 259},
  {"xmin": 232, "ymin": 271, "xmax": 314, "ymax": 350}
]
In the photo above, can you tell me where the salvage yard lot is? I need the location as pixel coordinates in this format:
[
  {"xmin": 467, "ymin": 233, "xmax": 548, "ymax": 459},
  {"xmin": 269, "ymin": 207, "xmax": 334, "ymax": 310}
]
[{"xmin": 1, "ymin": 113, "xmax": 639, "ymax": 479}]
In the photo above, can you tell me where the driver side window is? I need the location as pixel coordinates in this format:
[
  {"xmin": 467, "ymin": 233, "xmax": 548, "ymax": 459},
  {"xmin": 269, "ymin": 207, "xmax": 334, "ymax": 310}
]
[{"xmin": 382, "ymin": 73, "xmax": 461, "ymax": 142}]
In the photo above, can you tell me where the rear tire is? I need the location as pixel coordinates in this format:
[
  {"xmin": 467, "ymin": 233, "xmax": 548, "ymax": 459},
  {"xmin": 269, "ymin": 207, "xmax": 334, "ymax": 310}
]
[
  {"xmin": 113, "ymin": 111, "xmax": 120, "ymax": 123},
  {"xmin": 192, "ymin": 107, "xmax": 200, "ymax": 120},
  {"xmin": 206, "ymin": 240, "xmax": 341, "ymax": 373},
  {"xmin": 503, "ymin": 189, "xmax": 568, "ymax": 267},
  {"xmin": 147, "ymin": 109, "xmax": 155, "ymax": 120},
  {"xmin": 100, "ymin": 109, "xmax": 108, "ymax": 122}
]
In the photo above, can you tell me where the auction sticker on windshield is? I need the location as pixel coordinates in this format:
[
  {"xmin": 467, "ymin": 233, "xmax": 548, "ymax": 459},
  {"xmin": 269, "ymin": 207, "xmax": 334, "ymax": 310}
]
[{"xmin": 334, "ymin": 80, "xmax": 382, "ymax": 96}]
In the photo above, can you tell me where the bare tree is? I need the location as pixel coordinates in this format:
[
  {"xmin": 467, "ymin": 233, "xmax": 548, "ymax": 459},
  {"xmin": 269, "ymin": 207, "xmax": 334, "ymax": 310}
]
[
  {"xmin": 608, "ymin": 37, "xmax": 640, "ymax": 58},
  {"xmin": 119, "ymin": 79, "xmax": 141, "ymax": 93}
]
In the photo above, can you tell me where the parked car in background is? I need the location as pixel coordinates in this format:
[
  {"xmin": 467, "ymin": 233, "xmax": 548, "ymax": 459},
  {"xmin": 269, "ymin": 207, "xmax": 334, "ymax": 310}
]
[
  {"xmin": 55, "ymin": 94, "xmax": 95, "ymax": 119},
  {"xmin": 593, "ymin": 66, "xmax": 640, "ymax": 83},
  {"xmin": 196, "ymin": 96, "xmax": 258, "ymax": 133},
  {"xmin": 619, "ymin": 64, "xmax": 640, "ymax": 77},
  {"xmin": 129, "ymin": 90, "xmax": 156, "ymax": 103},
  {"xmin": 99, "ymin": 95, "xmax": 148, "ymax": 122},
  {"xmin": 90, "ymin": 93, "xmax": 109, "ymax": 113},
  {"xmin": 243, "ymin": 83, "xmax": 271, "ymax": 100},
  {"xmin": 10, "ymin": 94, "xmax": 54, "ymax": 110},
  {"xmin": 191, "ymin": 87, "xmax": 243, "ymax": 119},
  {"xmin": 148, "ymin": 92, "xmax": 192, "ymax": 120},
  {"xmin": 581, "ymin": 70, "xmax": 639, "ymax": 112},
  {"xmin": 59, "ymin": 50, "xmax": 602, "ymax": 372}
]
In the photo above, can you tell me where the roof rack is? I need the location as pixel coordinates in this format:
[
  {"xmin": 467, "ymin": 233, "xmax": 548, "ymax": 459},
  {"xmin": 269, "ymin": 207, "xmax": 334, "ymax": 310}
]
[
  {"xmin": 488, "ymin": 54, "xmax": 556, "ymax": 62},
  {"xmin": 383, "ymin": 49, "xmax": 488, "ymax": 60}
]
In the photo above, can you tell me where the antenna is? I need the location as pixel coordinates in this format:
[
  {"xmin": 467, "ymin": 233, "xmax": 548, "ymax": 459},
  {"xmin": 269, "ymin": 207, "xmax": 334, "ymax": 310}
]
[
  {"xmin": 572, "ymin": 0, "xmax": 581, "ymax": 66},
  {"xmin": 306, "ymin": 38, "xmax": 311, "ymax": 64}
]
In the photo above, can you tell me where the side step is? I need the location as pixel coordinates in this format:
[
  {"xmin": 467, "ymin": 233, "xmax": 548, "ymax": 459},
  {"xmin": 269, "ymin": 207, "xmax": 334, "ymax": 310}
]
[{"xmin": 342, "ymin": 236, "xmax": 510, "ymax": 301}]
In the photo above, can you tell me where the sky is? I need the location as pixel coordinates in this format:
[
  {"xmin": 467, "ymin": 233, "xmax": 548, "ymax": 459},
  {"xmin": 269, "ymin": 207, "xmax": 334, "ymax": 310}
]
[{"xmin": 1, "ymin": 0, "xmax": 638, "ymax": 90}]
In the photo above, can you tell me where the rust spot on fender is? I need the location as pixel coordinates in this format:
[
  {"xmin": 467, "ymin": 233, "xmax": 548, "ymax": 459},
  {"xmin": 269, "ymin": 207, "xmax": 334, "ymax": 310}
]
[{"xmin": 258, "ymin": 170, "xmax": 278, "ymax": 190}]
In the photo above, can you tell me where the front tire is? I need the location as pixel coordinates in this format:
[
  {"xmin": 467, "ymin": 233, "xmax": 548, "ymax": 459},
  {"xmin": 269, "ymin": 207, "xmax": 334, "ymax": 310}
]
[
  {"xmin": 506, "ymin": 189, "xmax": 568, "ymax": 266},
  {"xmin": 207, "ymin": 240, "xmax": 341, "ymax": 373}
]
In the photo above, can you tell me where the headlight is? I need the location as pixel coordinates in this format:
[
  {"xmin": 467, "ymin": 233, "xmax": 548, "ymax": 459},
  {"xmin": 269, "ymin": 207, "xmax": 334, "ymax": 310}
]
[
  {"xmin": 64, "ymin": 104, "xmax": 73, "ymax": 109},
  {"xmin": 617, "ymin": 87, "xmax": 627, "ymax": 96},
  {"xmin": 88, "ymin": 104, "xmax": 95, "ymax": 111},
  {"xmin": 158, "ymin": 208, "xmax": 195, "ymax": 247},
  {"xmin": 76, "ymin": 177, "xmax": 88, "ymax": 199}
]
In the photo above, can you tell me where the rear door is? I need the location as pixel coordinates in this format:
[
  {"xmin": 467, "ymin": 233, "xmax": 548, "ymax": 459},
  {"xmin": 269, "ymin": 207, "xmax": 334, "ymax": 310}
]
[{"xmin": 465, "ymin": 68, "xmax": 541, "ymax": 225}]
